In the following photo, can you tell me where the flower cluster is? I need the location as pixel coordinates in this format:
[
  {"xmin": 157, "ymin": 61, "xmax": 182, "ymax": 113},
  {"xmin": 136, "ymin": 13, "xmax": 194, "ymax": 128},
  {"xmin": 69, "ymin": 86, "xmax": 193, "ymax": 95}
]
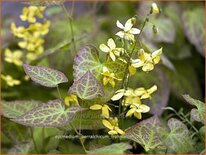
[
  {"xmin": 10, "ymin": 6, "xmax": 50, "ymax": 62},
  {"xmin": 3, "ymin": 6, "xmax": 50, "ymax": 87},
  {"xmin": 112, "ymin": 85, "xmax": 157, "ymax": 119}
]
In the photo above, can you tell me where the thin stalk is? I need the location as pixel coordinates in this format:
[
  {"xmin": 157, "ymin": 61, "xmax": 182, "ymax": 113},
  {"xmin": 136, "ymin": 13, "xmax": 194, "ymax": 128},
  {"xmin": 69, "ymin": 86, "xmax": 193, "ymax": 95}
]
[
  {"xmin": 57, "ymin": 85, "xmax": 62, "ymax": 99},
  {"xmin": 30, "ymin": 127, "xmax": 39, "ymax": 153},
  {"xmin": 70, "ymin": 123, "xmax": 87, "ymax": 152},
  {"xmin": 61, "ymin": 2, "xmax": 76, "ymax": 54}
]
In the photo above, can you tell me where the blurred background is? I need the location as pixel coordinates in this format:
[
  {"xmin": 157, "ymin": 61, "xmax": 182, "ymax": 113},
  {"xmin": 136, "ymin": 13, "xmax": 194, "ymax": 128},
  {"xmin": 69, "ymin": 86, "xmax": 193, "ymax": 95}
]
[{"xmin": 1, "ymin": 1, "xmax": 205, "ymax": 154}]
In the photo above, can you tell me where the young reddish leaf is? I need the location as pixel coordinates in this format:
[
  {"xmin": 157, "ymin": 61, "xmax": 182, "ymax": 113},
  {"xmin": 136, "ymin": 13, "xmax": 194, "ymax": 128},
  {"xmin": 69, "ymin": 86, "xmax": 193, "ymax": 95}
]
[
  {"xmin": 11, "ymin": 99, "xmax": 84, "ymax": 127},
  {"xmin": 73, "ymin": 45, "xmax": 103, "ymax": 80},
  {"xmin": 23, "ymin": 64, "xmax": 68, "ymax": 87},
  {"xmin": 69, "ymin": 71, "xmax": 104, "ymax": 100}
]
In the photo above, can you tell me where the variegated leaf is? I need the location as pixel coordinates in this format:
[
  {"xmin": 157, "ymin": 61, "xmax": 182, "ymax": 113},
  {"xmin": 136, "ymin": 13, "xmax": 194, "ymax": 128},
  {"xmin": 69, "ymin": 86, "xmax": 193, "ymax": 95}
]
[
  {"xmin": 125, "ymin": 116, "xmax": 165, "ymax": 152},
  {"xmin": 69, "ymin": 71, "xmax": 104, "ymax": 100},
  {"xmin": 2, "ymin": 100, "xmax": 41, "ymax": 118},
  {"xmin": 165, "ymin": 118, "xmax": 194, "ymax": 153},
  {"xmin": 23, "ymin": 64, "xmax": 68, "ymax": 87},
  {"xmin": 183, "ymin": 94, "xmax": 205, "ymax": 124},
  {"xmin": 11, "ymin": 99, "xmax": 84, "ymax": 127},
  {"xmin": 73, "ymin": 45, "xmax": 103, "ymax": 80}
]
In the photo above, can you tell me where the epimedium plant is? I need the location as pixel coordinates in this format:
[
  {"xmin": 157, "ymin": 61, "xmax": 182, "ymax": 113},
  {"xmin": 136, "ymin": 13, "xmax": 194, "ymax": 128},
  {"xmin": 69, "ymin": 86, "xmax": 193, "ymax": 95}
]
[{"xmin": 2, "ymin": 2, "xmax": 205, "ymax": 154}]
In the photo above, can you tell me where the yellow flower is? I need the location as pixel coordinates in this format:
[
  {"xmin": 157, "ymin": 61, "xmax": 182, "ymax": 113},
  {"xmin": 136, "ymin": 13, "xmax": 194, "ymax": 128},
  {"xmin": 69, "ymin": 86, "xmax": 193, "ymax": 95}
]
[
  {"xmin": 131, "ymin": 48, "xmax": 162, "ymax": 72},
  {"xmin": 140, "ymin": 85, "xmax": 157, "ymax": 99},
  {"xmin": 20, "ymin": 6, "xmax": 46, "ymax": 23},
  {"xmin": 90, "ymin": 104, "xmax": 111, "ymax": 118},
  {"xmin": 151, "ymin": 3, "xmax": 160, "ymax": 14},
  {"xmin": 116, "ymin": 17, "xmax": 140, "ymax": 41},
  {"xmin": 11, "ymin": 22, "xmax": 27, "ymax": 38},
  {"xmin": 101, "ymin": 66, "xmax": 122, "ymax": 88},
  {"xmin": 126, "ymin": 103, "xmax": 150, "ymax": 119},
  {"xmin": 111, "ymin": 85, "xmax": 157, "ymax": 102},
  {"xmin": 28, "ymin": 20, "xmax": 50, "ymax": 35},
  {"xmin": 102, "ymin": 118, "xmax": 125, "ymax": 135},
  {"xmin": 1, "ymin": 75, "xmax": 21, "ymax": 87},
  {"xmin": 64, "ymin": 94, "xmax": 79, "ymax": 106},
  {"xmin": 99, "ymin": 38, "xmax": 124, "ymax": 61},
  {"xmin": 4, "ymin": 48, "xmax": 23, "ymax": 66}
]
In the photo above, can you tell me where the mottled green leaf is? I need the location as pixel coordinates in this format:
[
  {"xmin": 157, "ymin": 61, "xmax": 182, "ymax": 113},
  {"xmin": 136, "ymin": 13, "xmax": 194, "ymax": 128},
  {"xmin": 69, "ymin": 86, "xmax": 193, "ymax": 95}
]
[
  {"xmin": 64, "ymin": 110, "xmax": 104, "ymax": 130},
  {"xmin": 69, "ymin": 71, "xmax": 104, "ymax": 100},
  {"xmin": 164, "ymin": 118, "xmax": 194, "ymax": 153},
  {"xmin": 11, "ymin": 99, "xmax": 84, "ymax": 127},
  {"xmin": 2, "ymin": 100, "xmax": 41, "ymax": 119},
  {"xmin": 8, "ymin": 142, "xmax": 33, "ymax": 154},
  {"xmin": 125, "ymin": 116, "xmax": 165, "ymax": 152},
  {"xmin": 23, "ymin": 64, "xmax": 68, "ymax": 87},
  {"xmin": 183, "ymin": 94, "xmax": 205, "ymax": 124},
  {"xmin": 182, "ymin": 6, "xmax": 205, "ymax": 56},
  {"xmin": 73, "ymin": 45, "xmax": 103, "ymax": 80},
  {"xmin": 87, "ymin": 143, "xmax": 132, "ymax": 154}
]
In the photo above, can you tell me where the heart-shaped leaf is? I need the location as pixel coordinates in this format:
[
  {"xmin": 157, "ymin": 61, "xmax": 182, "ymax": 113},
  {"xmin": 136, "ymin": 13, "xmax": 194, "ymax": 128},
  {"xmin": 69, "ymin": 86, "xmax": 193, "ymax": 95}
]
[
  {"xmin": 164, "ymin": 118, "xmax": 194, "ymax": 153},
  {"xmin": 8, "ymin": 142, "xmax": 33, "ymax": 154},
  {"xmin": 73, "ymin": 45, "xmax": 103, "ymax": 80},
  {"xmin": 69, "ymin": 71, "xmax": 104, "ymax": 100},
  {"xmin": 2, "ymin": 100, "xmax": 41, "ymax": 118},
  {"xmin": 23, "ymin": 64, "xmax": 68, "ymax": 87},
  {"xmin": 183, "ymin": 94, "xmax": 205, "ymax": 124},
  {"xmin": 11, "ymin": 99, "xmax": 84, "ymax": 127},
  {"xmin": 125, "ymin": 116, "xmax": 165, "ymax": 152},
  {"xmin": 87, "ymin": 143, "xmax": 132, "ymax": 154}
]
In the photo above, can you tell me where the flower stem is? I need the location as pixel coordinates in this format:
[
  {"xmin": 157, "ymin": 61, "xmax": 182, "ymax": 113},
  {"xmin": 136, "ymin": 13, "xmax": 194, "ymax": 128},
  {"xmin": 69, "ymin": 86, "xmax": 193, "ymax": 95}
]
[
  {"xmin": 30, "ymin": 127, "xmax": 39, "ymax": 153},
  {"xmin": 57, "ymin": 85, "xmax": 62, "ymax": 99},
  {"xmin": 61, "ymin": 2, "xmax": 77, "ymax": 54}
]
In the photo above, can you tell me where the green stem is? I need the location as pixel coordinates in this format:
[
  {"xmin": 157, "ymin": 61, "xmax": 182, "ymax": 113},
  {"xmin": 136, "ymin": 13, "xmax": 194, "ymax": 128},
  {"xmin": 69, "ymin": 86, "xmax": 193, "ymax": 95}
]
[
  {"xmin": 61, "ymin": 2, "xmax": 77, "ymax": 54},
  {"xmin": 57, "ymin": 85, "xmax": 62, "ymax": 99},
  {"xmin": 70, "ymin": 123, "xmax": 87, "ymax": 152},
  {"xmin": 30, "ymin": 127, "xmax": 39, "ymax": 153}
]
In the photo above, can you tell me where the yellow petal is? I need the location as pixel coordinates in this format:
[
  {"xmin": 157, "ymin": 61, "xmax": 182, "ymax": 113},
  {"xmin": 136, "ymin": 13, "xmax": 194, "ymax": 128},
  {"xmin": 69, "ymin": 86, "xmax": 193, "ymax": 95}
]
[
  {"xmin": 136, "ymin": 104, "xmax": 150, "ymax": 113},
  {"xmin": 129, "ymin": 28, "xmax": 140, "ymax": 34},
  {"xmin": 153, "ymin": 56, "xmax": 160, "ymax": 64},
  {"xmin": 102, "ymin": 119, "xmax": 113, "ymax": 130},
  {"xmin": 109, "ymin": 52, "xmax": 116, "ymax": 61},
  {"xmin": 102, "ymin": 106, "xmax": 109, "ymax": 118},
  {"xmin": 109, "ymin": 79, "xmax": 115, "ymax": 88},
  {"xmin": 134, "ymin": 87, "xmax": 146, "ymax": 96},
  {"xmin": 115, "ymin": 127, "xmax": 125, "ymax": 135},
  {"xmin": 151, "ymin": 3, "xmax": 160, "ymax": 14},
  {"xmin": 107, "ymin": 38, "xmax": 116, "ymax": 49},
  {"xmin": 129, "ymin": 65, "xmax": 136, "ymax": 75},
  {"xmin": 134, "ymin": 112, "xmax": 142, "ymax": 119},
  {"xmin": 126, "ymin": 107, "xmax": 136, "ymax": 117},
  {"xmin": 104, "ymin": 105, "xmax": 112, "ymax": 111},
  {"xmin": 142, "ymin": 62, "xmax": 154, "ymax": 72},
  {"xmin": 152, "ymin": 47, "xmax": 162, "ymax": 58},
  {"xmin": 108, "ymin": 130, "xmax": 118, "ymax": 135},
  {"xmin": 147, "ymin": 85, "xmax": 157, "ymax": 94},
  {"xmin": 5, "ymin": 48, "xmax": 12, "ymax": 57},
  {"xmin": 99, "ymin": 44, "xmax": 110, "ymax": 53},
  {"xmin": 116, "ymin": 31, "xmax": 125, "ymax": 38},
  {"xmin": 141, "ymin": 93, "xmax": 150, "ymax": 99},
  {"xmin": 111, "ymin": 90, "xmax": 124, "ymax": 101},
  {"xmin": 90, "ymin": 104, "xmax": 102, "ymax": 110}
]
